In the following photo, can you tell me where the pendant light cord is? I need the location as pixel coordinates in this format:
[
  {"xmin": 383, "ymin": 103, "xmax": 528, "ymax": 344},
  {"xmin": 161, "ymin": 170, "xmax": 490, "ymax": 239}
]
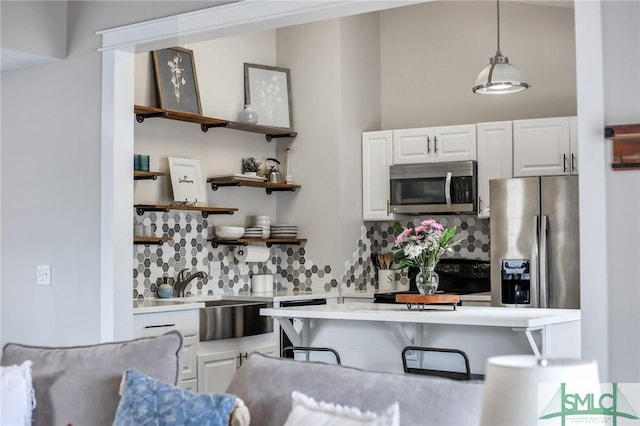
[{"xmin": 496, "ymin": 0, "xmax": 501, "ymax": 55}]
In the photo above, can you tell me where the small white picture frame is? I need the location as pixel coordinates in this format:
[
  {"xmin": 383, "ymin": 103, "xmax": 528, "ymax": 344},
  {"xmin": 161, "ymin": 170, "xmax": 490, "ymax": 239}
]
[{"xmin": 168, "ymin": 157, "xmax": 206, "ymax": 203}]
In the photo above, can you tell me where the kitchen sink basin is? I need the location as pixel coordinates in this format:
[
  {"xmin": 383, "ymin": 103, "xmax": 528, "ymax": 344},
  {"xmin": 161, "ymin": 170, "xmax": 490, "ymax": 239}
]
[{"xmin": 199, "ymin": 300, "xmax": 273, "ymax": 341}]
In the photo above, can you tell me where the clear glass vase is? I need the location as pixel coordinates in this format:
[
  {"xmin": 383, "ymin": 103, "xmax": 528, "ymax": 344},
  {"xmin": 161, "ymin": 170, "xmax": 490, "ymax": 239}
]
[{"xmin": 416, "ymin": 266, "xmax": 439, "ymax": 295}]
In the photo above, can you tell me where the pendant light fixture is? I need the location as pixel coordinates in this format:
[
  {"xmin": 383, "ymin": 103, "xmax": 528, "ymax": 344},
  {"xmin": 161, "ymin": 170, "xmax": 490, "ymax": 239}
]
[{"xmin": 473, "ymin": 0, "xmax": 530, "ymax": 94}]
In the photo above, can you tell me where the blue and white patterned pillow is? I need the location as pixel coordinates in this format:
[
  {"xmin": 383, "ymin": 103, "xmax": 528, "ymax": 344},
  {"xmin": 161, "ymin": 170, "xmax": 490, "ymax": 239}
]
[{"xmin": 113, "ymin": 368, "xmax": 239, "ymax": 426}]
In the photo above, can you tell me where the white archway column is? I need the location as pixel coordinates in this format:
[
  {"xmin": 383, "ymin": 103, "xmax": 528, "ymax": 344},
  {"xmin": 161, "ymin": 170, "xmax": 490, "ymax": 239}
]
[
  {"xmin": 574, "ymin": 0, "xmax": 609, "ymax": 381},
  {"xmin": 100, "ymin": 49, "xmax": 135, "ymax": 341}
]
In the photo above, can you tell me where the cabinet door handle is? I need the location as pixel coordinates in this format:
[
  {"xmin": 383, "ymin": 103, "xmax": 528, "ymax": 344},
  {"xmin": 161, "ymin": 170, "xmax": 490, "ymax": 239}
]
[
  {"xmin": 427, "ymin": 136, "xmax": 431, "ymax": 154},
  {"xmin": 571, "ymin": 153, "xmax": 576, "ymax": 173},
  {"xmin": 479, "ymin": 196, "xmax": 483, "ymax": 211},
  {"xmin": 236, "ymin": 353, "xmax": 243, "ymax": 369},
  {"xmin": 562, "ymin": 153, "xmax": 568, "ymax": 173},
  {"xmin": 434, "ymin": 136, "xmax": 438, "ymax": 153},
  {"xmin": 144, "ymin": 323, "xmax": 175, "ymax": 329}
]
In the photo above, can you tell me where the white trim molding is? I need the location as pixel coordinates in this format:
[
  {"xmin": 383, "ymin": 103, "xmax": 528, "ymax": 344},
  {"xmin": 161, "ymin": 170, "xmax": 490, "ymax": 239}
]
[{"xmin": 97, "ymin": 1, "xmax": 422, "ymax": 52}]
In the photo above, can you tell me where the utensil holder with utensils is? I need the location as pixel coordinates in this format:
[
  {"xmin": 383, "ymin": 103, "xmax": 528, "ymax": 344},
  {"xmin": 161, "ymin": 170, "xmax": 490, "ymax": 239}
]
[{"xmin": 372, "ymin": 252, "xmax": 395, "ymax": 291}]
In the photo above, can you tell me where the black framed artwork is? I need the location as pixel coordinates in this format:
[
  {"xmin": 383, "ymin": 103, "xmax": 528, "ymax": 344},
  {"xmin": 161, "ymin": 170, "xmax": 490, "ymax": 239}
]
[{"xmin": 152, "ymin": 47, "xmax": 202, "ymax": 115}]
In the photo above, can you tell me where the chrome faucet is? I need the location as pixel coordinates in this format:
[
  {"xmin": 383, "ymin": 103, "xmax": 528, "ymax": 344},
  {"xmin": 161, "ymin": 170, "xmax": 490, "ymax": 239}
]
[{"xmin": 175, "ymin": 268, "xmax": 208, "ymax": 297}]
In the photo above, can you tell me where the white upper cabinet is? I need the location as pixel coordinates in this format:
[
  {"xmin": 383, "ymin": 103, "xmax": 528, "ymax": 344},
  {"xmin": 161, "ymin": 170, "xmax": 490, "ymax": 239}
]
[
  {"xmin": 476, "ymin": 121, "xmax": 513, "ymax": 218},
  {"xmin": 362, "ymin": 130, "xmax": 394, "ymax": 221},
  {"xmin": 513, "ymin": 116, "xmax": 578, "ymax": 176},
  {"xmin": 393, "ymin": 124, "xmax": 476, "ymax": 164}
]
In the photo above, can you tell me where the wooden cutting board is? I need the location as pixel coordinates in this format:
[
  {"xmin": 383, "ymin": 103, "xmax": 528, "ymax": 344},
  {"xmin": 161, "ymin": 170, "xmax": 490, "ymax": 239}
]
[{"xmin": 395, "ymin": 294, "xmax": 460, "ymax": 304}]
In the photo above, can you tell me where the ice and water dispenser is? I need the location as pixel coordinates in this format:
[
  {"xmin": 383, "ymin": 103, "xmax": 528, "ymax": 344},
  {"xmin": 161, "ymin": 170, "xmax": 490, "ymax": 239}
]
[{"xmin": 500, "ymin": 259, "xmax": 531, "ymax": 305}]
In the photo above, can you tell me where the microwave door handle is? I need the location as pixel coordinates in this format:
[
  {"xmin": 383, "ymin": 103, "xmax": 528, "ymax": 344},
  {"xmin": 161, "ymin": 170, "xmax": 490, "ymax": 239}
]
[{"xmin": 445, "ymin": 172, "xmax": 452, "ymax": 207}]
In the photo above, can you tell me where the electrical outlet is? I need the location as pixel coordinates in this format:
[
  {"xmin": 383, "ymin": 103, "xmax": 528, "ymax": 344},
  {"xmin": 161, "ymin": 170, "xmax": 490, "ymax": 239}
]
[
  {"xmin": 208, "ymin": 262, "xmax": 220, "ymax": 278},
  {"xmin": 37, "ymin": 265, "xmax": 51, "ymax": 286},
  {"xmin": 239, "ymin": 262, "xmax": 248, "ymax": 275}
]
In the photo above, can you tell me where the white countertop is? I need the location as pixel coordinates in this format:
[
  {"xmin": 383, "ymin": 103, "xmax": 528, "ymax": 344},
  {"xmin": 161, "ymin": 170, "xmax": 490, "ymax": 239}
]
[
  {"xmin": 133, "ymin": 291, "xmax": 339, "ymax": 314},
  {"xmin": 260, "ymin": 302, "xmax": 580, "ymax": 328},
  {"xmin": 222, "ymin": 290, "xmax": 340, "ymax": 303},
  {"xmin": 133, "ymin": 298, "xmax": 208, "ymax": 314}
]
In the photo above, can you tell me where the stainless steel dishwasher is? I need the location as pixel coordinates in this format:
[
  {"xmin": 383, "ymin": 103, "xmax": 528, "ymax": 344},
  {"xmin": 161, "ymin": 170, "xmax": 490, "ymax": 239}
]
[{"xmin": 279, "ymin": 298, "xmax": 327, "ymax": 358}]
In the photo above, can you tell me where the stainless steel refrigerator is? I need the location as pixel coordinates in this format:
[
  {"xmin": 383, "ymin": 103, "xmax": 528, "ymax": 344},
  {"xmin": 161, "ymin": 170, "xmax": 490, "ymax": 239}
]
[{"xmin": 490, "ymin": 176, "xmax": 580, "ymax": 308}]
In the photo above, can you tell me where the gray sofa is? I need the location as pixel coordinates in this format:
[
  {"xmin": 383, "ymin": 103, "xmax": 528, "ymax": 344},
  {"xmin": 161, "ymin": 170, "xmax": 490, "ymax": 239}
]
[
  {"xmin": 227, "ymin": 352, "xmax": 485, "ymax": 426},
  {"xmin": 2, "ymin": 332, "xmax": 484, "ymax": 425},
  {"xmin": 1, "ymin": 331, "xmax": 183, "ymax": 426}
]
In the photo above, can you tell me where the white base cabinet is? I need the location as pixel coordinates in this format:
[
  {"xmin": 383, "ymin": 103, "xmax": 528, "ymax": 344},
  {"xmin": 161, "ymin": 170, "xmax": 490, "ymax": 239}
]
[
  {"xmin": 476, "ymin": 121, "xmax": 513, "ymax": 218},
  {"xmin": 197, "ymin": 333, "xmax": 278, "ymax": 394},
  {"xmin": 513, "ymin": 116, "xmax": 578, "ymax": 177},
  {"xmin": 133, "ymin": 309, "xmax": 200, "ymax": 390},
  {"xmin": 362, "ymin": 131, "xmax": 394, "ymax": 221}
]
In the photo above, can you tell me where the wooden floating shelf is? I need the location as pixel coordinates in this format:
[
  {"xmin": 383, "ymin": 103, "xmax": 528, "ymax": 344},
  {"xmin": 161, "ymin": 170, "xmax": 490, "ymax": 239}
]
[
  {"xmin": 134, "ymin": 170, "xmax": 167, "ymax": 181},
  {"xmin": 226, "ymin": 121, "xmax": 297, "ymax": 141},
  {"xmin": 207, "ymin": 177, "xmax": 301, "ymax": 194},
  {"xmin": 135, "ymin": 204, "xmax": 238, "ymax": 217},
  {"xmin": 604, "ymin": 123, "xmax": 640, "ymax": 170},
  {"xmin": 134, "ymin": 105, "xmax": 297, "ymax": 142},
  {"xmin": 209, "ymin": 238, "xmax": 307, "ymax": 248},
  {"xmin": 134, "ymin": 105, "xmax": 228, "ymax": 127},
  {"xmin": 133, "ymin": 236, "xmax": 171, "ymax": 245}
]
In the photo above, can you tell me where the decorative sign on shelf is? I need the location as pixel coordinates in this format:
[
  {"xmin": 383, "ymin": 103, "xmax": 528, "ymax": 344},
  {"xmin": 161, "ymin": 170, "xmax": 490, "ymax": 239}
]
[{"xmin": 168, "ymin": 157, "xmax": 206, "ymax": 204}]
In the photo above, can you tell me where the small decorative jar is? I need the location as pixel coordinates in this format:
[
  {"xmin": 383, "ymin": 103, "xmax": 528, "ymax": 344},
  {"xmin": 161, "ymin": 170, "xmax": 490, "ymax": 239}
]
[
  {"xmin": 416, "ymin": 266, "xmax": 439, "ymax": 295},
  {"xmin": 237, "ymin": 104, "xmax": 258, "ymax": 125}
]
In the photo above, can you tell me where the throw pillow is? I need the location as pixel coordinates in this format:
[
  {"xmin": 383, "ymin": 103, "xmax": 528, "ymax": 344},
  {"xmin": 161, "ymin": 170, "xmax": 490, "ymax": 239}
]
[
  {"xmin": 0, "ymin": 360, "xmax": 36, "ymax": 426},
  {"xmin": 0, "ymin": 330, "xmax": 183, "ymax": 426},
  {"xmin": 114, "ymin": 368, "xmax": 250, "ymax": 426},
  {"xmin": 283, "ymin": 391, "xmax": 400, "ymax": 426}
]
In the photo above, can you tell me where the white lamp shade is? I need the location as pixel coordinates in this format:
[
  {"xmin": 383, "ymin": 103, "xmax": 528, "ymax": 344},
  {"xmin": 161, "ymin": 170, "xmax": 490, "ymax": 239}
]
[
  {"xmin": 473, "ymin": 60, "xmax": 529, "ymax": 94},
  {"xmin": 480, "ymin": 355, "xmax": 600, "ymax": 426}
]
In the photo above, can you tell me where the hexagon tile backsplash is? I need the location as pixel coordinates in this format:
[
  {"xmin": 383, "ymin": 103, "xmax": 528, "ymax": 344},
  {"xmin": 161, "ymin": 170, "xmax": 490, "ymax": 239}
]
[
  {"xmin": 133, "ymin": 211, "xmax": 489, "ymax": 299},
  {"xmin": 340, "ymin": 216, "xmax": 490, "ymax": 292}
]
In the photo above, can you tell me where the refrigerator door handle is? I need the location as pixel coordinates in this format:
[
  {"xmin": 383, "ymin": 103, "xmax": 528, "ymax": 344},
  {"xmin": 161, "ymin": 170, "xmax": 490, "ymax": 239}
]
[
  {"xmin": 531, "ymin": 216, "xmax": 539, "ymax": 308},
  {"xmin": 539, "ymin": 215, "xmax": 549, "ymax": 308},
  {"xmin": 445, "ymin": 172, "xmax": 452, "ymax": 207}
]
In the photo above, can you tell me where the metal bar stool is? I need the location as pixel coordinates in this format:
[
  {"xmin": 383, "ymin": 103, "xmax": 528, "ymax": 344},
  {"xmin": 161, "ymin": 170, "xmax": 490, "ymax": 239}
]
[
  {"xmin": 402, "ymin": 346, "xmax": 472, "ymax": 380},
  {"xmin": 282, "ymin": 346, "xmax": 342, "ymax": 365}
]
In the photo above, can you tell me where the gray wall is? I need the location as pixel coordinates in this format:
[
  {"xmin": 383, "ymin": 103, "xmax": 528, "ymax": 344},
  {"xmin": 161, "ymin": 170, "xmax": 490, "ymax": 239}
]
[
  {"xmin": 0, "ymin": 1, "xmax": 227, "ymax": 346},
  {"xmin": 1, "ymin": 1, "xmax": 67, "ymax": 64},
  {"xmin": 380, "ymin": 1, "xmax": 576, "ymax": 128}
]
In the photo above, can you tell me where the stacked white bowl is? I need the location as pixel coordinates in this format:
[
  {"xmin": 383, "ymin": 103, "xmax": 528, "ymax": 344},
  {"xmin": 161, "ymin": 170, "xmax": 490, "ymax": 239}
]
[
  {"xmin": 214, "ymin": 226, "xmax": 245, "ymax": 240},
  {"xmin": 249, "ymin": 215, "xmax": 270, "ymax": 239}
]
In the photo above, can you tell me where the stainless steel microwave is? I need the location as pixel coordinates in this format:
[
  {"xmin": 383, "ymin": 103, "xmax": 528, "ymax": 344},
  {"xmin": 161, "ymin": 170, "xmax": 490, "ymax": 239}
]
[{"xmin": 389, "ymin": 161, "xmax": 477, "ymax": 214}]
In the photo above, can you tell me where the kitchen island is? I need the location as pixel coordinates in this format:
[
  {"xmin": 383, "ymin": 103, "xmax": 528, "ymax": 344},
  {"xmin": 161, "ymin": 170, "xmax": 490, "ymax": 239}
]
[{"xmin": 260, "ymin": 302, "xmax": 581, "ymax": 374}]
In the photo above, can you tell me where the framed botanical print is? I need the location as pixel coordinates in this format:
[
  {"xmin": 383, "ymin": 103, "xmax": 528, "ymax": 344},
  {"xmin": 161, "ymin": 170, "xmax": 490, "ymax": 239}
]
[
  {"xmin": 152, "ymin": 47, "xmax": 202, "ymax": 115},
  {"xmin": 244, "ymin": 63, "xmax": 293, "ymax": 130}
]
